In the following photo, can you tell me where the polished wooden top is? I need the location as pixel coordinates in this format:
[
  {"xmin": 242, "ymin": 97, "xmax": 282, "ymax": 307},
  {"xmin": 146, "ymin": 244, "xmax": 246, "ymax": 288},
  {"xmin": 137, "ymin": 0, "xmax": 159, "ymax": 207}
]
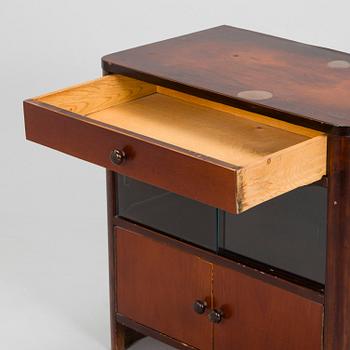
[{"xmin": 103, "ymin": 25, "xmax": 350, "ymax": 132}]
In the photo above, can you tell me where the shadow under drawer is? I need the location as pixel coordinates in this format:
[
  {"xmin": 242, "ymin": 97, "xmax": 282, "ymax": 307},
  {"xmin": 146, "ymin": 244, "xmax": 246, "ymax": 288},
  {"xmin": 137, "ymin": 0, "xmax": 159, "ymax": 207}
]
[
  {"xmin": 116, "ymin": 174, "xmax": 218, "ymax": 251},
  {"xmin": 220, "ymin": 185, "xmax": 327, "ymax": 284}
]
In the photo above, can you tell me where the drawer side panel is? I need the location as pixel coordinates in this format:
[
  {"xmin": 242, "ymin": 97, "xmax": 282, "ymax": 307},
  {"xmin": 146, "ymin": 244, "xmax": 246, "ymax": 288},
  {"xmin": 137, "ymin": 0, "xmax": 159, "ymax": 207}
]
[{"xmin": 237, "ymin": 135, "xmax": 327, "ymax": 212}]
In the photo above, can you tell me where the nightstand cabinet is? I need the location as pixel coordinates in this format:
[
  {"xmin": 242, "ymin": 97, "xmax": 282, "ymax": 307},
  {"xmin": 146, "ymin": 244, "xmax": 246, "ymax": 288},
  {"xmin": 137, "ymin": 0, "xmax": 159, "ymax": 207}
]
[{"xmin": 24, "ymin": 25, "xmax": 350, "ymax": 350}]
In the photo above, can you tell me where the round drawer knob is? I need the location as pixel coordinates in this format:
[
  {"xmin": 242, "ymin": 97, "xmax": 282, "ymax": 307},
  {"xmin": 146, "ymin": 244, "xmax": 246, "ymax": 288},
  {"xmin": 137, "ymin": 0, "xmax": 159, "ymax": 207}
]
[
  {"xmin": 110, "ymin": 149, "xmax": 126, "ymax": 165},
  {"xmin": 208, "ymin": 309, "xmax": 224, "ymax": 324},
  {"xmin": 193, "ymin": 300, "xmax": 207, "ymax": 315}
]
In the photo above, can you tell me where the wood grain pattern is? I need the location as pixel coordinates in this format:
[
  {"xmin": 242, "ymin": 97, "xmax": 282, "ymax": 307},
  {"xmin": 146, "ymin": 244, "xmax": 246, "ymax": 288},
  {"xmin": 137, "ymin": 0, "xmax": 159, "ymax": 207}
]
[
  {"xmin": 114, "ymin": 222, "xmax": 324, "ymax": 349},
  {"xmin": 103, "ymin": 25, "xmax": 350, "ymax": 131},
  {"xmin": 116, "ymin": 314, "xmax": 198, "ymax": 350},
  {"xmin": 116, "ymin": 227, "xmax": 213, "ymax": 350},
  {"xmin": 324, "ymin": 135, "xmax": 350, "ymax": 350},
  {"xmin": 107, "ymin": 171, "xmax": 145, "ymax": 350},
  {"xmin": 115, "ymin": 217, "xmax": 324, "ymax": 304},
  {"xmin": 24, "ymin": 99, "xmax": 237, "ymax": 211},
  {"xmin": 157, "ymin": 86, "xmax": 322, "ymax": 138},
  {"xmin": 24, "ymin": 72, "xmax": 326, "ymax": 212},
  {"xmin": 213, "ymin": 263, "xmax": 324, "ymax": 350},
  {"xmin": 88, "ymin": 93, "xmax": 309, "ymax": 166},
  {"xmin": 106, "ymin": 170, "xmax": 119, "ymax": 350},
  {"xmin": 236, "ymin": 135, "xmax": 327, "ymax": 211},
  {"xmin": 35, "ymin": 74, "xmax": 156, "ymax": 115},
  {"xmin": 89, "ymin": 92, "xmax": 326, "ymax": 212}
]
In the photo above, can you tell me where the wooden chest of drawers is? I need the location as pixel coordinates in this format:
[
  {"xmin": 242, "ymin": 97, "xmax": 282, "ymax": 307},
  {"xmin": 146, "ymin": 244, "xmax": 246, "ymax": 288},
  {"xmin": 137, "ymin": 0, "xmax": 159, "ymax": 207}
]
[{"xmin": 24, "ymin": 25, "xmax": 350, "ymax": 349}]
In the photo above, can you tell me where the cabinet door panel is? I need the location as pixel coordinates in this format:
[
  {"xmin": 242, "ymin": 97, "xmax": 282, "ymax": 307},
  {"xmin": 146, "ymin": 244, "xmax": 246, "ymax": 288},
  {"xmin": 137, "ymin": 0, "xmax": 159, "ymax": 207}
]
[
  {"xmin": 116, "ymin": 227, "xmax": 213, "ymax": 350},
  {"xmin": 213, "ymin": 264, "xmax": 323, "ymax": 350}
]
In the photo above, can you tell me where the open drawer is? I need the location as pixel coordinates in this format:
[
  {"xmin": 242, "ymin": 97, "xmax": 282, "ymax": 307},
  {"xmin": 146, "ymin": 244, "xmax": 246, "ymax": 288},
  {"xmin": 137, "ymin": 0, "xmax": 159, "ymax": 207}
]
[{"xmin": 24, "ymin": 74, "xmax": 327, "ymax": 213}]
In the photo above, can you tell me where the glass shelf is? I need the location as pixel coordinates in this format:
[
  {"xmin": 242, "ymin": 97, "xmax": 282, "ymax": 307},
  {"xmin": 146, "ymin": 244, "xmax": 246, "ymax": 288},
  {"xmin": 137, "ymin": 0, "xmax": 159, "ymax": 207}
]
[
  {"xmin": 116, "ymin": 174, "xmax": 327, "ymax": 285},
  {"xmin": 116, "ymin": 174, "xmax": 218, "ymax": 251},
  {"xmin": 220, "ymin": 185, "xmax": 327, "ymax": 284}
]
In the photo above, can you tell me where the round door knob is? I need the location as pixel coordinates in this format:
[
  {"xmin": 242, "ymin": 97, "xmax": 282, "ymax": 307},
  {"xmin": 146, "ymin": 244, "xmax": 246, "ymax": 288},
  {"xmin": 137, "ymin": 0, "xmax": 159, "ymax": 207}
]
[
  {"xmin": 208, "ymin": 309, "xmax": 224, "ymax": 324},
  {"xmin": 193, "ymin": 300, "xmax": 207, "ymax": 315},
  {"xmin": 110, "ymin": 149, "xmax": 126, "ymax": 165}
]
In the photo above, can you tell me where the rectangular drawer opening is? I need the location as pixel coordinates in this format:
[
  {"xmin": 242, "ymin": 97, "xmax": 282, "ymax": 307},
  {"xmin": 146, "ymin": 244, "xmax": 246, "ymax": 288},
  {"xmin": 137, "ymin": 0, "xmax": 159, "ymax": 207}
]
[{"xmin": 25, "ymin": 74, "xmax": 327, "ymax": 213}]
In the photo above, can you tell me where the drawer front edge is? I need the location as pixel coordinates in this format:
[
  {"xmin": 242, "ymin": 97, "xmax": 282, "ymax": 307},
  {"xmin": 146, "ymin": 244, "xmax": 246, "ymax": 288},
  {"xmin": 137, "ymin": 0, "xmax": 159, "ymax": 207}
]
[{"xmin": 24, "ymin": 100, "xmax": 237, "ymax": 211}]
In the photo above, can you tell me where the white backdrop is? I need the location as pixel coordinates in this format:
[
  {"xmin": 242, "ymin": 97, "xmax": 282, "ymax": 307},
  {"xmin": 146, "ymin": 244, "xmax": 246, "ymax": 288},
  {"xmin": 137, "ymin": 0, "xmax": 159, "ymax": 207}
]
[{"xmin": 1, "ymin": 1, "xmax": 350, "ymax": 349}]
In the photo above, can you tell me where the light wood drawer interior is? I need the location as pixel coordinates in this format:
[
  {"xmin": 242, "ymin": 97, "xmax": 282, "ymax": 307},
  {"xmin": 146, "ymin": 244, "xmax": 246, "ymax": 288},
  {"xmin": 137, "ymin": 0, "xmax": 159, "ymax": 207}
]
[{"xmin": 28, "ymin": 74, "xmax": 327, "ymax": 212}]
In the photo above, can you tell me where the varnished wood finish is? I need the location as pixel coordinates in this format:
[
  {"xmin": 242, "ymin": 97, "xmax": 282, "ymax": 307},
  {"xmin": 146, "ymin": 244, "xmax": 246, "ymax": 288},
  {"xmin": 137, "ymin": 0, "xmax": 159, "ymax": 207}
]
[
  {"xmin": 24, "ymin": 75, "xmax": 326, "ymax": 213},
  {"xmin": 213, "ymin": 264, "xmax": 323, "ymax": 350},
  {"xmin": 106, "ymin": 170, "xmax": 118, "ymax": 349},
  {"xmin": 90, "ymin": 93, "xmax": 326, "ymax": 212},
  {"xmin": 24, "ymin": 27, "xmax": 349, "ymax": 350},
  {"xmin": 325, "ymin": 135, "xmax": 350, "ymax": 350},
  {"xmin": 30, "ymin": 73, "xmax": 321, "ymax": 139},
  {"xmin": 103, "ymin": 25, "xmax": 350, "ymax": 132},
  {"xmin": 235, "ymin": 135, "xmax": 325, "ymax": 211},
  {"xmin": 114, "ymin": 323, "xmax": 144, "ymax": 350},
  {"xmin": 117, "ymin": 314, "xmax": 197, "ymax": 350},
  {"xmin": 116, "ymin": 227, "xmax": 213, "ymax": 350},
  {"xmin": 157, "ymin": 86, "xmax": 321, "ymax": 138},
  {"xmin": 114, "ymin": 221, "xmax": 324, "ymax": 350},
  {"xmin": 35, "ymin": 75, "xmax": 156, "ymax": 114},
  {"xmin": 90, "ymin": 93, "xmax": 309, "ymax": 166},
  {"xmin": 107, "ymin": 171, "xmax": 144, "ymax": 349},
  {"xmin": 115, "ymin": 217, "xmax": 324, "ymax": 304},
  {"xmin": 24, "ymin": 99, "xmax": 236, "ymax": 212}
]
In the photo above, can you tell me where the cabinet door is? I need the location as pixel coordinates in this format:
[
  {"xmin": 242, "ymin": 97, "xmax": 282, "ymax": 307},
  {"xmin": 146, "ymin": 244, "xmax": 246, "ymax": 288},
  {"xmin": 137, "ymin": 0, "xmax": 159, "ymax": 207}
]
[
  {"xmin": 213, "ymin": 264, "xmax": 323, "ymax": 350},
  {"xmin": 116, "ymin": 228, "xmax": 213, "ymax": 350}
]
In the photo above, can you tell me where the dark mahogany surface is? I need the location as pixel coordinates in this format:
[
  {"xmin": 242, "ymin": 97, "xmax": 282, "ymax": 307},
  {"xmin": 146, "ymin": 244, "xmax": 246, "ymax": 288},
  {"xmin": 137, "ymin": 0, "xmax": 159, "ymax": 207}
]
[
  {"xmin": 213, "ymin": 263, "xmax": 323, "ymax": 350},
  {"xmin": 116, "ymin": 227, "xmax": 212, "ymax": 350},
  {"xmin": 325, "ymin": 135, "xmax": 350, "ymax": 350},
  {"xmin": 103, "ymin": 25, "xmax": 350, "ymax": 132}
]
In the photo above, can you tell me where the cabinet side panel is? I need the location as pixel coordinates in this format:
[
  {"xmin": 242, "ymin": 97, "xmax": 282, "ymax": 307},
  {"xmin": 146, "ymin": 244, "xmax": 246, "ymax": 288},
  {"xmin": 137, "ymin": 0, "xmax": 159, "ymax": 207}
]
[
  {"xmin": 325, "ymin": 135, "xmax": 350, "ymax": 350},
  {"xmin": 107, "ymin": 170, "xmax": 119, "ymax": 349}
]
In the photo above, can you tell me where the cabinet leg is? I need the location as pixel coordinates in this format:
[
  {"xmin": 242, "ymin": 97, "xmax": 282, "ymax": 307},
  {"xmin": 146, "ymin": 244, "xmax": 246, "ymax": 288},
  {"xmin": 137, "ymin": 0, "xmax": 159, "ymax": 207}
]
[
  {"xmin": 115, "ymin": 322, "xmax": 126, "ymax": 350},
  {"xmin": 107, "ymin": 171, "xmax": 144, "ymax": 349},
  {"xmin": 114, "ymin": 322, "xmax": 145, "ymax": 350}
]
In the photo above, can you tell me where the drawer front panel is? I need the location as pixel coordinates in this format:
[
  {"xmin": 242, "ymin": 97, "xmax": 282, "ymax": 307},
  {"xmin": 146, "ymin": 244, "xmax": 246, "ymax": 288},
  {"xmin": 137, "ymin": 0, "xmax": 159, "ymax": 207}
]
[
  {"xmin": 24, "ymin": 100, "xmax": 236, "ymax": 211},
  {"xmin": 116, "ymin": 227, "xmax": 213, "ymax": 350},
  {"xmin": 117, "ymin": 174, "xmax": 218, "ymax": 251},
  {"xmin": 213, "ymin": 263, "xmax": 323, "ymax": 350}
]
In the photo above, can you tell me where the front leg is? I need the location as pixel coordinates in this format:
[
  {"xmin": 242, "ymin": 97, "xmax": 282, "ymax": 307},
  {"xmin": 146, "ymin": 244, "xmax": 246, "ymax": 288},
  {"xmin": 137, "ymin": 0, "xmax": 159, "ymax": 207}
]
[{"xmin": 114, "ymin": 322, "xmax": 144, "ymax": 350}]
